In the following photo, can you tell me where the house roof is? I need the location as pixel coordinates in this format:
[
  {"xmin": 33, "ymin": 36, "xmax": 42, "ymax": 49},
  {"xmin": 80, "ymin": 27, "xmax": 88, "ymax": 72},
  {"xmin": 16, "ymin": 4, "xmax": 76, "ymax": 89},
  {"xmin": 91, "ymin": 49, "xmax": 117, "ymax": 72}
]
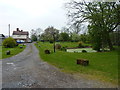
[
  {"xmin": 13, "ymin": 30, "xmax": 29, "ymax": 35},
  {"xmin": 0, "ymin": 34, "xmax": 5, "ymax": 38}
]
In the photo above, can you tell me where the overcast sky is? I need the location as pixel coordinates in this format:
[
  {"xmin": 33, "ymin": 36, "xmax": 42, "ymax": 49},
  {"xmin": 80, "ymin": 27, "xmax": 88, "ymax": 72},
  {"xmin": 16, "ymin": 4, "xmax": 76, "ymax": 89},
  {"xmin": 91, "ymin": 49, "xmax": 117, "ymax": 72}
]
[
  {"xmin": 0, "ymin": 0, "xmax": 119, "ymax": 36},
  {"xmin": 0, "ymin": 0, "xmax": 70, "ymax": 36}
]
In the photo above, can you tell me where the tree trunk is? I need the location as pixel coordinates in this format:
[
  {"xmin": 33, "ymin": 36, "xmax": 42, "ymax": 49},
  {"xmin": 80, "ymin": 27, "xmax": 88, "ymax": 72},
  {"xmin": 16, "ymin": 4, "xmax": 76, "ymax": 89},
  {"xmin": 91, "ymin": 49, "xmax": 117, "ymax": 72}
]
[{"xmin": 107, "ymin": 34, "xmax": 114, "ymax": 51}]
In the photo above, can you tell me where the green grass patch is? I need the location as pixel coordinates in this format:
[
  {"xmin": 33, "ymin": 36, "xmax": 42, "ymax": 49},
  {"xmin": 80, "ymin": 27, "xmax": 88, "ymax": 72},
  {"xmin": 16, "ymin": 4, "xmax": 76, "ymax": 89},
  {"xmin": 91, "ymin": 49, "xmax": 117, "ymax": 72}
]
[
  {"xmin": 0, "ymin": 44, "xmax": 26, "ymax": 59},
  {"xmin": 55, "ymin": 42, "xmax": 91, "ymax": 48},
  {"xmin": 35, "ymin": 42, "xmax": 118, "ymax": 84}
]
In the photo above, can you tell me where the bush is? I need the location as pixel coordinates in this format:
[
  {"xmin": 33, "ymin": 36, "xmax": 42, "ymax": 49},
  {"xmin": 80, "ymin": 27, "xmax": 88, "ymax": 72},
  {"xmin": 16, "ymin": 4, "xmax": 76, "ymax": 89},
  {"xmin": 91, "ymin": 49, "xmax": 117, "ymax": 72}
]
[
  {"xmin": 61, "ymin": 47, "xmax": 66, "ymax": 51},
  {"xmin": 3, "ymin": 37, "xmax": 16, "ymax": 48},
  {"xmin": 55, "ymin": 44, "xmax": 61, "ymax": 49},
  {"xmin": 78, "ymin": 41, "xmax": 84, "ymax": 48},
  {"xmin": 56, "ymin": 40, "xmax": 60, "ymax": 42},
  {"xmin": 41, "ymin": 40, "xmax": 44, "ymax": 42},
  {"xmin": 49, "ymin": 41, "xmax": 53, "ymax": 43},
  {"xmin": 92, "ymin": 43, "xmax": 101, "ymax": 52},
  {"xmin": 16, "ymin": 43, "xmax": 19, "ymax": 46},
  {"xmin": 82, "ymin": 50, "xmax": 87, "ymax": 53},
  {"xmin": 71, "ymin": 40, "xmax": 74, "ymax": 42},
  {"xmin": 65, "ymin": 46, "xmax": 68, "ymax": 48},
  {"xmin": 44, "ymin": 49, "xmax": 50, "ymax": 54}
]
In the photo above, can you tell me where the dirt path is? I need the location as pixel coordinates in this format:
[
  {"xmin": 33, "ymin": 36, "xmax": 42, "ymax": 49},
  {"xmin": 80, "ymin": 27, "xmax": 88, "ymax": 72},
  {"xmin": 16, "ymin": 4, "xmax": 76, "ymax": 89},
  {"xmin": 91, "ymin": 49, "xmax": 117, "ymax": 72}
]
[{"xmin": 2, "ymin": 43, "xmax": 117, "ymax": 88}]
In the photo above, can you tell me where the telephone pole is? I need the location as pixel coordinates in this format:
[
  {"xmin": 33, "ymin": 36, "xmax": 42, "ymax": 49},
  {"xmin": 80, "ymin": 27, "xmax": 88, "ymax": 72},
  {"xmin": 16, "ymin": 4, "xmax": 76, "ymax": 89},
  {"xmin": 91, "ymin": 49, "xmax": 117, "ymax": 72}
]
[{"xmin": 8, "ymin": 24, "xmax": 10, "ymax": 37}]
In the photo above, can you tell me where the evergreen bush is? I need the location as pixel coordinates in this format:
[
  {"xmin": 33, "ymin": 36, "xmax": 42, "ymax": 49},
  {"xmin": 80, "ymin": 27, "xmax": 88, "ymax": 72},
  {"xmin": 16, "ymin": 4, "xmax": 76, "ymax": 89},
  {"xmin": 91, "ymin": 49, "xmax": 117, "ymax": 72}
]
[{"xmin": 3, "ymin": 37, "xmax": 16, "ymax": 48}]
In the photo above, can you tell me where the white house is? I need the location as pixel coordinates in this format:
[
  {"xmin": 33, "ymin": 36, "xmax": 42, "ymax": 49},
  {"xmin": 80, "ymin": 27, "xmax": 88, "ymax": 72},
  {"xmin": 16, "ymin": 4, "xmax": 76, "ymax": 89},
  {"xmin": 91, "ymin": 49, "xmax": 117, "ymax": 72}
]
[{"xmin": 12, "ymin": 28, "xmax": 30, "ymax": 43}]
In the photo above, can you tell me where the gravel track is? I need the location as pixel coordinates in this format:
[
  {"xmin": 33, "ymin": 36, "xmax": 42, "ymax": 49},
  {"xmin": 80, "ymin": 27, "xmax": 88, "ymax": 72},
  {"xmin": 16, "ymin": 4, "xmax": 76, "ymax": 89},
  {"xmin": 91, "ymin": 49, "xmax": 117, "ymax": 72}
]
[{"xmin": 2, "ymin": 43, "xmax": 118, "ymax": 88}]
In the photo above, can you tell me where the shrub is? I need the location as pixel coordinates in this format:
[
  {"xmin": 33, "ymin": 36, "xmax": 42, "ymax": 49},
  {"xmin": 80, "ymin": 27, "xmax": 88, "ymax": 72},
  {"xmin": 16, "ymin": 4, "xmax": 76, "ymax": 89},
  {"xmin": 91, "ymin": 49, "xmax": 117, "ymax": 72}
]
[
  {"xmin": 41, "ymin": 40, "xmax": 44, "ymax": 42},
  {"xmin": 3, "ymin": 37, "xmax": 16, "ymax": 48},
  {"xmin": 45, "ymin": 49, "xmax": 50, "ymax": 54},
  {"xmin": 71, "ymin": 40, "xmax": 74, "ymax": 42},
  {"xmin": 55, "ymin": 44, "xmax": 61, "ymax": 49},
  {"xmin": 92, "ymin": 43, "xmax": 101, "ymax": 52},
  {"xmin": 50, "ymin": 41, "xmax": 53, "ymax": 43},
  {"xmin": 78, "ymin": 41, "xmax": 84, "ymax": 48},
  {"xmin": 56, "ymin": 40, "xmax": 60, "ymax": 42},
  {"xmin": 82, "ymin": 50, "xmax": 87, "ymax": 53},
  {"xmin": 65, "ymin": 46, "xmax": 68, "ymax": 48},
  {"xmin": 16, "ymin": 43, "xmax": 19, "ymax": 46},
  {"xmin": 61, "ymin": 47, "xmax": 66, "ymax": 51}
]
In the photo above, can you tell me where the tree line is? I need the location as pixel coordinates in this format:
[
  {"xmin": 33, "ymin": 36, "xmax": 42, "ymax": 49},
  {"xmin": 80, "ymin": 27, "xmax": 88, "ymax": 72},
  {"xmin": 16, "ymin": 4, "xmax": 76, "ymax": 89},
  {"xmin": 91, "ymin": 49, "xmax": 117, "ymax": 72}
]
[
  {"xmin": 30, "ymin": 26, "xmax": 90, "ymax": 43},
  {"xmin": 31, "ymin": 1, "xmax": 120, "ymax": 52}
]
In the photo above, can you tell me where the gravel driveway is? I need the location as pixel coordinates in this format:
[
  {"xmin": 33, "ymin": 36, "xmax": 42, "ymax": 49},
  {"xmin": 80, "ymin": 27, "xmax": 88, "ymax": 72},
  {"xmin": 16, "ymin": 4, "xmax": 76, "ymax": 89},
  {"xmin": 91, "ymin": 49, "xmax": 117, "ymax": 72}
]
[{"xmin": 2, "ymin": 43, "xmax": 117, "ymax": 88}]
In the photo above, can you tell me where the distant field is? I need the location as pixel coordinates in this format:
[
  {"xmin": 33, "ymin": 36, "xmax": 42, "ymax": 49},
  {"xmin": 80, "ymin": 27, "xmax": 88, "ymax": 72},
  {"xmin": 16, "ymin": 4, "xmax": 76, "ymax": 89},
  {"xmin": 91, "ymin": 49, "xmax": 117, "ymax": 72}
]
[
  {"xmin": 35, "ymin": 42, "xmax": 118, "ymax": 84},
  {"xmin": 0, "ymin": 44, "xmax": 26, "ymax": 59}
]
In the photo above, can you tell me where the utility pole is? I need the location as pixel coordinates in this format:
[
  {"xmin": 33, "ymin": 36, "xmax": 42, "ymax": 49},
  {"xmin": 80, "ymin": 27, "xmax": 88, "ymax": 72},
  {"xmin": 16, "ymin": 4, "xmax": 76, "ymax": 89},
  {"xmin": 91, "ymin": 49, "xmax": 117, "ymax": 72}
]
[{"xmin": 8, "ymin": 24, "xmax": 10, "ymax": 37}]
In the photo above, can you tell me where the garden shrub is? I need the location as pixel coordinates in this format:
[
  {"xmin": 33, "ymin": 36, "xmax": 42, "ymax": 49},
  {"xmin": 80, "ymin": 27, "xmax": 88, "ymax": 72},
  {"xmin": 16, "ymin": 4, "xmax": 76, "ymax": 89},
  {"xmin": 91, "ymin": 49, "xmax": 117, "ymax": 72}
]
[
  {"xmin": 71, "ymin": 40, "xmax": 74, "ymax": 42},
  {"xmin": 92, "ymin": 43, "xmax": 101, "ymax": 52},
  {"xmin": 16, "ymin": 43, "xmax": 19, "ymax": 46},
  {"xmin": 41, "ymin": 40, "xmax": 44, "ymax": 42},
  {"xmin": 61, "ymin": 47, "xmax": 66, "ymax": 51},
  {"xmin": 82, "ymin": 50, "xmax": 87, "ymax": 53},
  {"xmin": 49, "ymin": 41, "xmax": 53, "ymax": 43},
  {"xmin": 78, "ymin": 41, "xmax": 84, "ymax": 48},
  {"xmin": 45, "ymin": 49, "xmax": 50, "ymax": 54},
  {"xmin": 56, "ymin": 40, "xmax": 60, "ymax": 42},
  {"xmin": 65, "ymin": 46, "xmax": 68, "ymax": 48},
  {"xmin": 55, "ymin": 44, "xmax": 61, "ymax": 49},
  {"xmin": 3, "ymin": 37, "xmax": 16, "ymax": 48}
]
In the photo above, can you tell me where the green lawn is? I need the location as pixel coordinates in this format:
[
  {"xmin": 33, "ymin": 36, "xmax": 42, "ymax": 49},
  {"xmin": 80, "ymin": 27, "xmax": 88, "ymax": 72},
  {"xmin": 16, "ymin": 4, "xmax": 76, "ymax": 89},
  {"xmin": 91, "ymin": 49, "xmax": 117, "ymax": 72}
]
[
  {"xmin": 0, "ymin": 44, "xmax": 26, "ymax": 59},
  {"xmin": 35, "ymin": 42, "xmax": 118, "ymax": 84},
  {"xmin": 55, "ymin": 41, "xmax": 91, "ymax": 48}
]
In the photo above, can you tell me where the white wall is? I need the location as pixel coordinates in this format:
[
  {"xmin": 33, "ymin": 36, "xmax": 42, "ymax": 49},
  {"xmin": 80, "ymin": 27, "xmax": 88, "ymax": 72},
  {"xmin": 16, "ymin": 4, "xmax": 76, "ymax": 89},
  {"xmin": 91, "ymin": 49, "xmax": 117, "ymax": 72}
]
[{"xmin": 12, "ymin": 35, "xmax": 27, "ymax": 39}]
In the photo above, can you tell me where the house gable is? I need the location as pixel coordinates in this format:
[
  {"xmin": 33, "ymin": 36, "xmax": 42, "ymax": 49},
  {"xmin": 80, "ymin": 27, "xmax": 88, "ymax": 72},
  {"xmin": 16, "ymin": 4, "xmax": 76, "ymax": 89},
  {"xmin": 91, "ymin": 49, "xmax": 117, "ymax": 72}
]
[{"xmin": 12, "ymin": 28, "xmax": 29, "ymax": 43}]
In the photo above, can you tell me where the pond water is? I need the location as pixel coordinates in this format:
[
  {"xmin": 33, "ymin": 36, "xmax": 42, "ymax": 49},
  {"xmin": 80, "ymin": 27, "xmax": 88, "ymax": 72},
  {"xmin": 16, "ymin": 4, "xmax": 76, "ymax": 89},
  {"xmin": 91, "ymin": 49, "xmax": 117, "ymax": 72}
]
[{"xmin": 67, "ymin": 48, "xmax": 97, "ymax": 53}]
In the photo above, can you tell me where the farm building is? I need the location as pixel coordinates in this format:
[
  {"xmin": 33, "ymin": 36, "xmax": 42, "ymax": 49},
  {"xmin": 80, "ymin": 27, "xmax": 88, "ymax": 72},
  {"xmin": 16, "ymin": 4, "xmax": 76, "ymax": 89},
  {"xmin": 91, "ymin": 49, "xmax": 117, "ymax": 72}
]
[{"xmin": 12, "ymin": 28, "xmax": 31, "ymax": 43}]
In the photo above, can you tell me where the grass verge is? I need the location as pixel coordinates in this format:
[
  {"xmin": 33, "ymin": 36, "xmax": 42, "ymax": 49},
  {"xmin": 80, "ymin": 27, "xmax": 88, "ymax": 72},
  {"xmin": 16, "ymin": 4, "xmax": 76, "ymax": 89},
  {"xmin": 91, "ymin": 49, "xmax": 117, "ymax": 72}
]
[
  {"xmin": 35, "ymin": 42, "xmax": 118, "ymax": 84},
  {"xmin": 0, "ymin": 44, "xmax": 26, "ymax": 59}
]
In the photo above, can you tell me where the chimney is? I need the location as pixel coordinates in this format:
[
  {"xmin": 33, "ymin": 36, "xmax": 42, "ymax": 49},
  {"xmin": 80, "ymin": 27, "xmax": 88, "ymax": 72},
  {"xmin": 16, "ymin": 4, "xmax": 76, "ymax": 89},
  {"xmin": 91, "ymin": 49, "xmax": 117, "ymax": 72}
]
[{"xmin": 17, "ymin": 28, "xmax": 19, "ymax": 31}]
